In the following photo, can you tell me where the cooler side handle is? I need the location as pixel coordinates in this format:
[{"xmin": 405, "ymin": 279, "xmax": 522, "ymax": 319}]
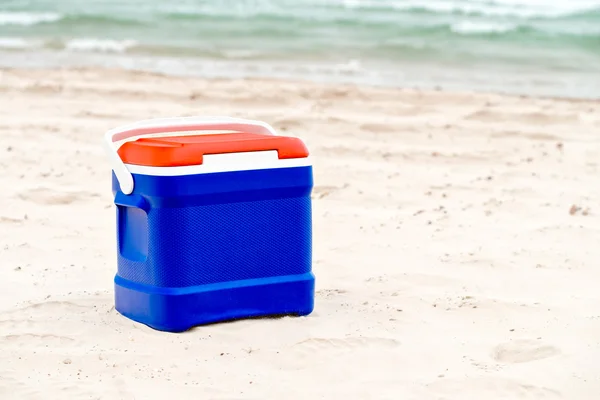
[{"xmin": 103, "ymin": 116, "xmax": 278, "ymax": 195}]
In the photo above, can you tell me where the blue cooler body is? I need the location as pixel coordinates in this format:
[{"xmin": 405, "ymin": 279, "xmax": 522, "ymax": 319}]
[{"xmin": 105, "ymin": 118, "xmax": 314, "ymax": 332}]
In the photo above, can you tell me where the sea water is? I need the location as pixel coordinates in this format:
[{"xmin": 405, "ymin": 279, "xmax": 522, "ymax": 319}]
[{"xmin": 0, "ymin": 0, "xmax": 599, "ymax": 98}]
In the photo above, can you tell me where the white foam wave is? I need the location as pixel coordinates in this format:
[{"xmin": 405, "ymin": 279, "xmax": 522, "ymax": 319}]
[
  {"xmin": 65, "ymin": 39, "xmax": 138, "ymax": 53},
  {"xmin": 0, "ymin": 12, "xmax": 61, "ymax": 26},
  {"xmin": 337, "ymin": 0, "xmax": 600, "ymax": 19},
  {"xmin": 451, "ymin": 20, "xmax": 518, "ymax": 34},
  {"xmin": 0, "ymin": 37, "xmax": 39, "ymax": 49},
  {"xmin": 334, "ymin": 59, "xmax": 363, "ymax": 74}
]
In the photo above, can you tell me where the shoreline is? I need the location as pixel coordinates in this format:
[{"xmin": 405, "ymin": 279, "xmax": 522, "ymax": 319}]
[
  {"xmin": 2, "ymin": 64, "xmax": 600, "ymax": 104},
  {"xmin": 1, "ymin": 49, "xmax": 599, "ymax": 101}
]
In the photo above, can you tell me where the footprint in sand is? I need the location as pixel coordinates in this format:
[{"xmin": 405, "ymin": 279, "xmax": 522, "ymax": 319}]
[
  {"xmin": 360, "ymin": 122, "xmax": 406, "ymax": 133},
  {"xmin": 466, "ymin": 109, "xmax": 578, "ymax": 125},
  {"xmin": 1, "ymin": 333, "xmax": 76, "ymax": 347},
  {"xmin": 492, "ymin": 339, "xmax": 560, "ymax": 364},
  {"xmin": 312, "ymin": 184, "xmax": 349, "ymax": 199},
  {"xmin": 490, "ymin": 130, "xmax": 562, "ymax": 141},
  {"xmin": 272, "ymin": 117, "xmax": 306, "ymax": 131},
  {"xmin": 0, "ymin": 216, "xmax": 24, "ymax": 224},
  {"xmin": 0, "ymin": 297, "xmax": 111, "ymax": 331},
  {"xmin": 17, "ymin": 187, "xmax": 99, "ymax": 205},
  {"xmin": 430, "ymin": 377, "xmax": 562, "ymax": 399},
  {"xmin": 293, "ymin": 336, "xmax": 400, "ymax": 351}
]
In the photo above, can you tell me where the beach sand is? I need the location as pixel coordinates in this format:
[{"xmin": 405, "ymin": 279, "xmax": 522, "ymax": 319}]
[{"xmin": 1, "ymin": 67, "xmax": 600, "ymax": 399}]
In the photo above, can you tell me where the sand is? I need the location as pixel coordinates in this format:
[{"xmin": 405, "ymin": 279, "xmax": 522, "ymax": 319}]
[{"xmin": 1, "ymin": 67, "xmax": 600, "ymax": 399}]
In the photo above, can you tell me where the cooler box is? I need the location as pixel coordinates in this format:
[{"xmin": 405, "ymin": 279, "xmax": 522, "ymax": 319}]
[{"xmin": 103, "ymin": 117, "xmax": 314, "ymax": 332}]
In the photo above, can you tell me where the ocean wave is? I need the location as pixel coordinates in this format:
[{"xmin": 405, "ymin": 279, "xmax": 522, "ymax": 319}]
[
  {"xmin": 0, "ymin": 37, "xmax": 140, "ymax": 53},
  {"xmin": 0, "ymin": 37, "xmax": 40, "ymax": 49},
  {"xmin": 334, "ymin": 59, "xmax": 363, "ymax": 74},
  {"xmin": 337, "ymin": 0, "xmax": 600, "ymax": 19},
  {"xmin": 220, "ymin": 49, "xmax": 267, "ymax": 59},
  {"xmin": 451, "ymin": 20, "xmax": 518, "ymax": 34},
  {"xmin": 64, "ymin": 39, "xmax": 138, "ymax": 53},
  {"xmin": 0, "ymin": 12, "xmax": 62, "ymax": 26},
  {"xmin": 152, "ymin": 0, "xmax": 600, "ymax": 23}
]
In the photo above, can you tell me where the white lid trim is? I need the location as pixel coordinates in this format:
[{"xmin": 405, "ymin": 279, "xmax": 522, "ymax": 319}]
[
  {"xmin": 125, "ymin": 151, "xmax": 312, "ymax": 176},
  {"xmin": 103, "ymin": 116, "xmax": 280, "ymax": 195}
]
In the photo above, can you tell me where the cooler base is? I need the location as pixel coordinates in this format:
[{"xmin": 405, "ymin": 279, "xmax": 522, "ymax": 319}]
[{"xmin": 114, "ymin": 273, "xmax": 315, "ymax": 332}]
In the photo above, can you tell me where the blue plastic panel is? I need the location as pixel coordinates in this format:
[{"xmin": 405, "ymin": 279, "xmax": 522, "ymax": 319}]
[{"xmin": 111, "ymin": 166, "xmax": 314, "ymax": 332}]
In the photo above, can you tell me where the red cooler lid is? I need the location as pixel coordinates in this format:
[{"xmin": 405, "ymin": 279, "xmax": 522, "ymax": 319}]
[{"xmin": 118, "ymin": 132, "xmax": 309, "ymax": 167}]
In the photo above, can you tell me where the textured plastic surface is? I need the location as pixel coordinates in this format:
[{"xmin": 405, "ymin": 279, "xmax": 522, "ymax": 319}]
[{"xmin": 111, "ymin": 166, "xmax": 314, "ymax": 332}]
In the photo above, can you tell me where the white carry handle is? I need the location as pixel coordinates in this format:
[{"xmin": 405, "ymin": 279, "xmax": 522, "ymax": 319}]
[{"xmin": 104, "ymin": 116, "xmax": 278, "ymax": 195}]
